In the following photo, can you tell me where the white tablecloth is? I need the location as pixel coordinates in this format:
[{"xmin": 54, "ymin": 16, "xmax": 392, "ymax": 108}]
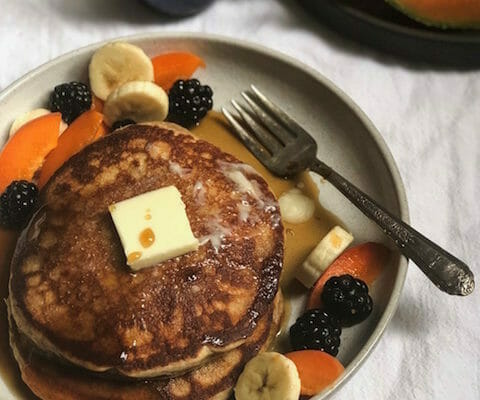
[{"xmin": 1, "ymin": 1, "xmax": 479, "ymax": 399}]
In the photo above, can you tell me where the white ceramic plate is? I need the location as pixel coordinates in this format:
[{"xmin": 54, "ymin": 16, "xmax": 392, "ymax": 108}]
[{"xmin": 0, "ymin": 33, "xmax": 408, "ymax": 399}]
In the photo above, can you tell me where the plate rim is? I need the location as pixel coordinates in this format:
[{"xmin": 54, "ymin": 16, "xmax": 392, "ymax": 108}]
[{"xmin": 0, "ymin": 31, "xmax": 409, "ymax": 399}]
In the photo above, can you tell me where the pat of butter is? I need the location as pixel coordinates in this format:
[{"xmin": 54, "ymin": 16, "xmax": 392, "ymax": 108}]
[{"xmin": 109, "ymin": 186, "xmax": 199, "ymax": 271}]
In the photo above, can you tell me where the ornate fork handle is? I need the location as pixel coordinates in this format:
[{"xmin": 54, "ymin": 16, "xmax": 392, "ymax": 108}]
[{"xmin": 312, "ymin": 159, "xmax": 475, "ymax": 296}]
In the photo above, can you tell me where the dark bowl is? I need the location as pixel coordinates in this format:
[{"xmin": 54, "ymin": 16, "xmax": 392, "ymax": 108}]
[
  {"xmin": 143, "ymin": 0, "xmax": 215, "ymax": 16},
  {"xmin": 299, "ymin": 0, "xmax": 480, "ymax": 68}
]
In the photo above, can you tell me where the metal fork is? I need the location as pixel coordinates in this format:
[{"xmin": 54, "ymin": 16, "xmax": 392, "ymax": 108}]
[{"xmin": 222, "ymin": 85, "xmax": 474, "ymax": 296}]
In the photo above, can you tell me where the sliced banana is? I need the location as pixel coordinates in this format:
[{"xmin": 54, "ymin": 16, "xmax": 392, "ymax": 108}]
[
  {"xmin": 279, "ymin": 188, "xmax": 315, "ymax": 224},
  {"xmin": 103, "ymin": 81, "xmax": 169, "ymax": 127},
  {"xmin": 297, "ymin": 226, "xmax": 354, "ymax": 288},
  {"xmin": 9, "ymin": 108, "xmax": 50, "ymax": 137},
  {"xmin": 89, "ymin": 41, "xmax": 154, "ymax": 101},
  {"xmin": 59, "ymin": 120, "xmax": 68, "ymax": 135},
  {"xmin": 234, "ymin": 352, "xmax": 301, "ymax": 400}
]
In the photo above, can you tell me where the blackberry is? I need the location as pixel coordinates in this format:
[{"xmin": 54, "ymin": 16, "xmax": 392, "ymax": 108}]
[
  {"xmin": 112, "ymin": 119, "xmax": 136, "ymax": 131},
  {"xmin": 321, "ymin": 274, "xmax": 373, "ymax": 327},
  {"xmin": 168, "ymin": 79, "xmax": 213, "ymax": 127},
  {"xmin": 0, "ymin": 181, "xmax": 38, "ymax": 229},
  {"xmin": 289, "ymin": 309, "xmax": 341, "ymax": 356},
  {"xmin": 49, "ymin": 81, "xmax": 92, "ymax": 124}
]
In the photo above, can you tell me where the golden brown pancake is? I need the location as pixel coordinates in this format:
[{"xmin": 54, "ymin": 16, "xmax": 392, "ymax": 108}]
[
  {"xmin": 9, "ymin": 293, "xmax": 283, "ymax": 400},
  {"xmin": 9, "ymin": 123, "xmax": 284, "ymax": 378}
]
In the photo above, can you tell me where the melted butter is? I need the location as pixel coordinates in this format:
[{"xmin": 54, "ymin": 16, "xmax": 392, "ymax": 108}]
[
  {"xmin": 127, "ymin": 251, "xmax": 142, "ymax": 263},
  {"xmin": 169, "ymin": 161, "xmax": 191, "ymax": 177},
  {"xmin": 139, "ymin": 228, "xmax": 155, "ymax": 248},
  {"xmin": 199, "ymin": 218, "xmax": 232, "ymax": 253}
]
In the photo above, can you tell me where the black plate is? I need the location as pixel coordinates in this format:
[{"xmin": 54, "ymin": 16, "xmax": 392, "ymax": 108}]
[{"xmin": 299, "ymin": 0, "xmax": 480, "ymax": 68}]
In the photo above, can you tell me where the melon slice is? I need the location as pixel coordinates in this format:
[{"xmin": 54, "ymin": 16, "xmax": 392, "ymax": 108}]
[{"xmin": 387, "ymin": 0, "xmax": 480, "ymax": 29}]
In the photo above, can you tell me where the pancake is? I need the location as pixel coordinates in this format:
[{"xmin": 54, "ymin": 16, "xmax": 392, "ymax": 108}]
[
  {"xmin": 9, "ymin": 122, "xmax": 284, "ymax": 378},
  {"xmin": 9, "ymin": 292, "xmax": 283, "ymax": 400}
]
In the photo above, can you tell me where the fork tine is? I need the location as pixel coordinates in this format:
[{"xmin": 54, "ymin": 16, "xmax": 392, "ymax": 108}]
[
  {"xmin": 221, "ymin": 107, "xmax": 270, "ymax": 162},
  {"xmin": 250, "ymin": 85, "xmax": 311, "ymax": 138},
  {"xmin": 241, "ymin": 91, "xmax": 293, "ymax": 145},
  {"xmin": 230, "ymin": 100, "xmax": 282, "ymax": 154}
]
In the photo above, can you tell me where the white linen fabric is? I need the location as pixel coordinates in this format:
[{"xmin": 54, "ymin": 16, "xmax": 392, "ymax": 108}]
[{"xmin": 0, "ymin": 1, "xmax": 478, "ymax": 399}]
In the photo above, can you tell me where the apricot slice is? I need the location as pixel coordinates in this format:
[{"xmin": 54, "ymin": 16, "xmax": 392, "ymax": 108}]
[
  {"xmin": 38, "ymin": 110, "xmax": 103, "ymax": 188},
  {"xmin": 285, "ymin": 350, "xmax": 344, "ymax": 396},
  {"xmin": 94, "ymin": 122, "xmax": 108, "ymax": 139},
  {"xmin": 152, "ymin": 52, "xmax": 206, "ymax": 91},
  {"xmin": 307, "ymin": 242, "xmax": 390, "ymax": 309},
  {"xmin": 0, "ymin": 113, "xmax": 61, "ymax": 193}
]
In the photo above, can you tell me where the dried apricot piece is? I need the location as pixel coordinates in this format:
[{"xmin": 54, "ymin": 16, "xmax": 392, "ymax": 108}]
[
  {"xmin": 0, "ymin": 112, "xmax": 61, "ymax": 192},
  {"xmin": 152, "ymin": 52, "xmax": 206, "ymax": 91},
  {"xmin": 39, "ymin": 110, "xmax": 103, "ymax": 187}
]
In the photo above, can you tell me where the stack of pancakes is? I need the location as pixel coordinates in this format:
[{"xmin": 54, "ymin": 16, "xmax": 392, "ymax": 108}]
[{"xmin": 7, "ymin": 123, "xmax": 284, "ymax": 400}]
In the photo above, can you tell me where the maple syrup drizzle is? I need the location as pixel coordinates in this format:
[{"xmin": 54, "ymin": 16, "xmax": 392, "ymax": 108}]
[
  {"xmin": 139, "ymin": 228, "xmax": 155, "ymax": 248},
  {"xmin": 127, "ymin": 251, "xmax": 142, "ymax": 263}
]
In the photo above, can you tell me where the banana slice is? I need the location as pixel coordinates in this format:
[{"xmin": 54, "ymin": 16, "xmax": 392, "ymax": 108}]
[
  {"xmin": 9, "ymin": 108, "xmax": 50, "ymax": 137},
  {"xmin": 279, "ymin": 188, "xmax": 315, "ymax": 224},
  {"xmin": 103, "ymin": 81, "xmax": 169, "ymax": 127},
  {"xmin": 59, "ymin": 120, "xmax": 68, "ymax": 135},
  {"xmin": 89, "ymin": 41, "xmax": 154, "ymax": 101},
  {"xmin": 297, "ymin": 226, "xmax": 354, "ymax": 288},
  {"xmin": 234, "ymin": 352, "xmax": 300, "ymax": 400}
]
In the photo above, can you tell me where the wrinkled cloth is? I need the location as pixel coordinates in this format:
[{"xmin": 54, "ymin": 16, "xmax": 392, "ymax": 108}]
[{"xmin": 0, "ymin": 0, "xmax": 479, "ymax": 399}]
